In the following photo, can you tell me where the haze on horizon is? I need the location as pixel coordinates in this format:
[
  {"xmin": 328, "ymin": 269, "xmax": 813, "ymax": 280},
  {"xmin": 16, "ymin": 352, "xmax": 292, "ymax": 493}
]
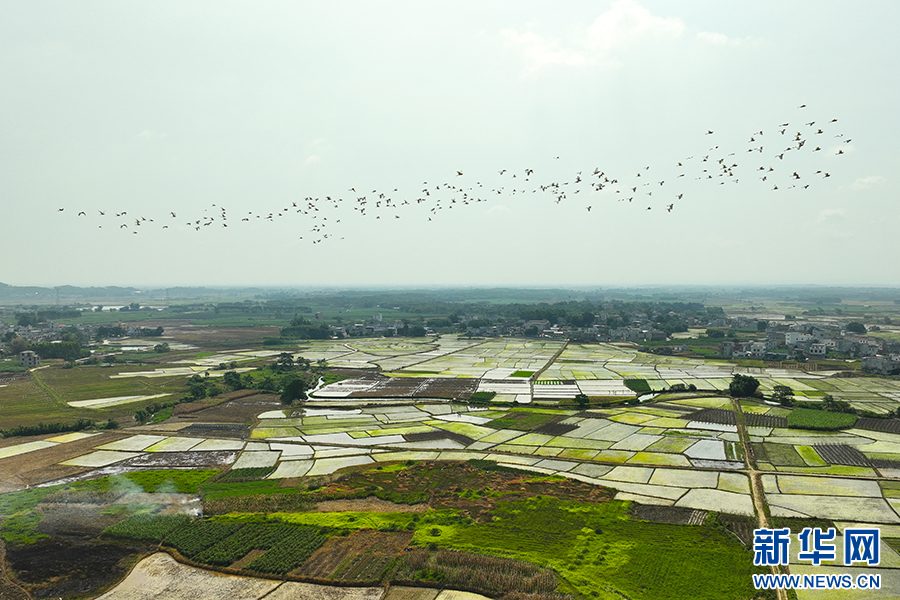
[{"xmin": 2, "ymin": 1, "xmax": 898, "ymax": 289}]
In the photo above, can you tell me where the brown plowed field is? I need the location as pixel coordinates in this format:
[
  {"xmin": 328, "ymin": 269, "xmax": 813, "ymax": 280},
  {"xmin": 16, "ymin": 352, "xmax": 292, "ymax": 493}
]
[{"xmin": 292, "ymin": 530, "xmax": 413, "ymax": 580}]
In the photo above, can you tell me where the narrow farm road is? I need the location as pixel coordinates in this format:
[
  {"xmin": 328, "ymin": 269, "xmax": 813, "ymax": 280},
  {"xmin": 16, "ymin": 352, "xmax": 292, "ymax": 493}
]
[{"xmin": 732, "ymin": 396, "xmax": 789, "ymax": 600}]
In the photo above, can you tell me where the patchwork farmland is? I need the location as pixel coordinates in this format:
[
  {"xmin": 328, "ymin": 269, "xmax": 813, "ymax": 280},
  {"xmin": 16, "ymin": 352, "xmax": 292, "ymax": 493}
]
[{"xmin": 5, "ymin": 335, "xmax": 900, "ymax": 598}]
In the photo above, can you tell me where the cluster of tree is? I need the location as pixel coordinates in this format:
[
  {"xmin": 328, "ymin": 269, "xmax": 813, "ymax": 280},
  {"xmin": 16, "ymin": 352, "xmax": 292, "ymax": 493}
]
[
  {"xmin": 1, "ymin": 418, "xmax": 117, "ymax": 438},
  {"xmin": 217, "ymin": 353, "xmax": 321, "ymax": 405},
  {"xmin": 29, "ymin": 341, "xmax": 88, "ymax": 362},
  {"xmin": 728, "ymin": 374, "xmax": 761, "ymax": 398},
  {"xmin": 96, "ymin": 325, "xmax": 128, "ymax": 339},
  {"xmin": 136, "ymin": 326, "xmax": 164, "ymax": 337},
  {"xmin": 117, "ymin": 302, "xmax": 144, "ymax": 311},
  {"xmin": 846, "ymin": 322, "xmax": 867, "ymax": 334},
  {"xmin": 15, "ymin": 309, "xmax": 81, "ymax": 326},
  {"xmin": 280, "ymin": 317, "xmax": 331, "ymax": 339}
]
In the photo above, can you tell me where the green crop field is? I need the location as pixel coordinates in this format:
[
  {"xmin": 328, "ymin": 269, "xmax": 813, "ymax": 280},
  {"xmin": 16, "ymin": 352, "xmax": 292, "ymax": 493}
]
[{"xmin": 787, "ymin": 408, "xmax": 858, "ymax": 430}]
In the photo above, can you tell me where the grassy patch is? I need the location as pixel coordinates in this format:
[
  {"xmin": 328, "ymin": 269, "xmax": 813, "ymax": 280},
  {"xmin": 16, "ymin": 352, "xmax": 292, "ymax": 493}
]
[
  {"xmin": 0, "ymin": 511, "xmax": 49, "ymax": 545},
  {"xmin": 436, "ymin": 496, "xmax": 763, "ymax": 600},
  {"xmin": 787, "ymin": 408, "xmax": 858, "ymax": 431},
  {"xmin": 763, "ymin": 444, "xmax": 807, "ymax": 467},
  {"xmin": 624, "ymin": 379, "xmax": 651, "ymax": 393},
  {"xmin": 102, "ymin": 513, "xmax": 192, "ymax": 542},
  {"xmin": 485, "ymin": 411, "xmax": 560, "ymax": 431},
  {"xmin": 510, "ymin": 370, "xmax": 534, "ymax": 378},
  {"xmin": 220, "ymin": 467, "xmax": 276, "ymax": 483}
]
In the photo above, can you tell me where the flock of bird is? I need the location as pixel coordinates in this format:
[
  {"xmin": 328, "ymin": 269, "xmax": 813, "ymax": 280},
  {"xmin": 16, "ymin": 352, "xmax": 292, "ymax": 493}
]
[{"xmin": 58, "ymin": 106, "xmax": 850, "ymax": 245}]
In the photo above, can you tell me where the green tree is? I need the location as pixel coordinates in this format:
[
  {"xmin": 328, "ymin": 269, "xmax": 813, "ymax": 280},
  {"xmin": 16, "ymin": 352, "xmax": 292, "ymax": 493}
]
[
  {"xmin": 280, "ymin": 376, "xmax": 308, "ymax": 405},
  {"xmin": 729, "ymin": 374, "xmax": 760, "ymax": 397},
  {"xmin": 223, "ymin": 371, "xmax": 244, "ymax": 390},
  {"xmin": 846, "ymin": 322, "xmax": 867, "ymax": 334},
  {"xmin": 154, "ymin": 343, "xmax": 170, "ymax": 353},
  {"xmin": 9, "ymin": 337, "xmax": 28, "ymax": 355},
  {"xmin": 574, "ymin": 393, "xmax": 590, "ymax": 409},
  {"xmin": 188, "ymin": 381, "xmax": 207, "ymax": 401},
  {"xmin": 275, "ymin": 352, "xmax": 295, "ymax": 371},
  {"xmin": 772, "ymin": 385, "xmax": 794, "ymax": 407}
]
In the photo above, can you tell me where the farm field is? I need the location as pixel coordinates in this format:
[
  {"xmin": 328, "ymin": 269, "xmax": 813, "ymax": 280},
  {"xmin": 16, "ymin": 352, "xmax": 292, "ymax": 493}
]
[{"xmin": 7, "ymin": 336, "xmax": 900, "ymax": 598}]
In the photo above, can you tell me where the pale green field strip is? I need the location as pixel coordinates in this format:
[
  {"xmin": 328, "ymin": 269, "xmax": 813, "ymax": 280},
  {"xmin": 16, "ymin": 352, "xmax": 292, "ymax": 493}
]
[
  {"xmin": 627, "ymin": 452, "xmax": 691, "ymax": 467},
  {"xmin": 366, "ymin": 425, "xmax": 435, "ymax": 436},
  {"xmin": 593, "ymin": 449, "xmax": 636, "ymax": 463},
  {"xmin": 313, "ymin": 379, "xmax": 378, "ymax": 397},
  {"xmin": 794, "ymin": 445, "xmax": 829, "ymax": 466},
  {"xmin": 192, "ymin": 439, "xmax": 245, "ymax": 451},
  {"xmin": 684, "ymin": 440, "xmax": 727, "ymax": 460},
  {"xmin": 314, "ymin": 447, "xmax": 377, "ymax": 459},
  {"xmin": 545, "ymin": 436, "xmax": 612, "ymax": 450},
  {"xmin": 674, "ymin": 489, "xmax": 754, "ymax": 516},
  {"xmin": 61, "ymin": 450, "xmax": 141, "ymax": 467},
  {"xmin": 477, "ymin": 429, "xmax": 527, "ymax": 444},
  {"xmin": 232, "ymin": 451, "xmax": 281, "ymax": 469},
  {"xmin": 0, "ymin": 440, "xmax": 59, "ymax": 460},
  {"xmin": 610, "ymin": 433, "xmax": 663, "ymax": 452},
  {"xmin": 490, "ymin": 443, "xmax": 537, "ymax": 455},
  {"xmin": 767, "ymin": 494, "xmax": 900, "ymax": 523},
  {"xmin": 257, "ymin": 409, "xmax": 289, "ymax": 419},
  {"xmin": 781, "ymin": 465, "xmax": 878, "ymax": 476},
  {"xmin": 857, "ymin": 440, "xmax": 900, "ymax": 454},
  {"xmin": 436, "ymin": 450, "xmax": 489, "ymax": 462},
  {"xmin": 508, "ymin": 433, "xmax": 555, "ymax": 446},
  {"xmin": 645, "ymin": 436, "xmax": 695, "ymax": 453},
  {"xmin": 609, "ymin": 412, "xmax": 663, "ymax": 426},
  {"xmin": 669, "ymin": 397, "xmax": 733, "ymax": 409},
  {"xmin": 426, "ymin": 421, "xmax": 496, "ymax": 440},
  {"xmin": 144, "ymin": 437, "xmax": 204, "ymax": 452},
  {"xmin": 46, "ymin": 432, "xmax": 101, "ymax": 443},
  {"xmin": 685, "ymin": 422, "xmax": 736, "ymax": 433},
  {"xmin": 251, "ymin": 427, "xmax": 302, "ymax": 439},
  {"xmin": 67, "ymin": 393, "xmax": 172, "ymax": 408},
  {"xmin": 269, "ymin": 442, "xmax": 314, "ymax": 456},
  {"xmin": 392, "ymin": 439, "xmax": 467, "ymax": 451},
  {"xmin": 585, "ymin": 421, "xmax": 643, "ymax": 442},
  {"xmin": 371, "ymin": 451, "xmax": 440, "ymax": 463},
  {"xmin": 98, "ymin": 435, "xmax": 168, "ymax": 452},
  {"xmin": 257, "ymin": 418, "xmax": 306, "ymax": 428},
  {"xmin": 303, "ymin": 432, "xmax": 406, "ymax": 446},
  {"xmin": 267, "ymin": 460, "xmax": 314, "ymax": 479},
  {"xmin": 110, "ymin": 367, "xmax": 253, "ymax": 379},
  {"xmin": 557, "ymin": 448, "xmax": 600, "ymax": 460},
  {"xmin": 774, "ymin": 475, "xmax": 882, "ymax": 497},
  {"xmin": 432, "ymin": 413, "xmax": 491, "ymax": 425}
]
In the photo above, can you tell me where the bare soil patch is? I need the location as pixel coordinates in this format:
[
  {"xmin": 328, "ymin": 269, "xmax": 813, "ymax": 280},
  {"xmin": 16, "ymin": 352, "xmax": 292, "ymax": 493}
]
[
  {"xmin": 175, "ymin": 394, "xmax": 280, "ymax": 423},
  {"xmin": 314, "ymin": 497, "xmax": 428, "ymax": 513},
  {"xmin": 384, "ymin": 587, "xmax": 440, "ymax": 600},
  {"xmin": 294, "ymin": 530, "xmax": 413, "ymax": 581},
  {"xmin": 6, "ymin": 536, "xmax": 151, "ymax": 599},
  {"xmin": 230, "ymin": 548, "xmax": 266, "ymax": 570}
]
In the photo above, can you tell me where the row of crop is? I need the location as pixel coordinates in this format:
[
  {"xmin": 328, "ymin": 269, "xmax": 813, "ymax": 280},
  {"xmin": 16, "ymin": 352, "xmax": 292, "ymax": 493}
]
[
  {"xmin": 163, "ymin": 520, "xmax": 327, "ymax": 574},
  {"xmin": 244, "ymin": 527, "xmax": 328, "ymax": 574},
  {"xmin": 102, "ymin": 513, "xmax": 191, "ymax": 542},
  {"xmin": 164, "ymin": 521, "xmax": 244, "ymax": 557},
  {"xmin": 193, "ymin": 523, "xmax": 296, "ymax": 566}
]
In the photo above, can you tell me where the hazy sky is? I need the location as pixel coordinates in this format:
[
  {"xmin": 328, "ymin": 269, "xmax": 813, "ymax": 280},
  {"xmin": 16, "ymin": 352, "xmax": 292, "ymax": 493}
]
[{"xmin": 2, "ymin": 1, "xmax": 898, "ymax": 288}]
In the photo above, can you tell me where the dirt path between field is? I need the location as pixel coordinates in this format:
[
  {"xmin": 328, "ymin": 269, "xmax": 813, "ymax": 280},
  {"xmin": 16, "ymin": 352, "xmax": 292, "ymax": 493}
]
[{"xmin": 732, "ymin": 397, "xmax": 788, "ymax": 600}]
